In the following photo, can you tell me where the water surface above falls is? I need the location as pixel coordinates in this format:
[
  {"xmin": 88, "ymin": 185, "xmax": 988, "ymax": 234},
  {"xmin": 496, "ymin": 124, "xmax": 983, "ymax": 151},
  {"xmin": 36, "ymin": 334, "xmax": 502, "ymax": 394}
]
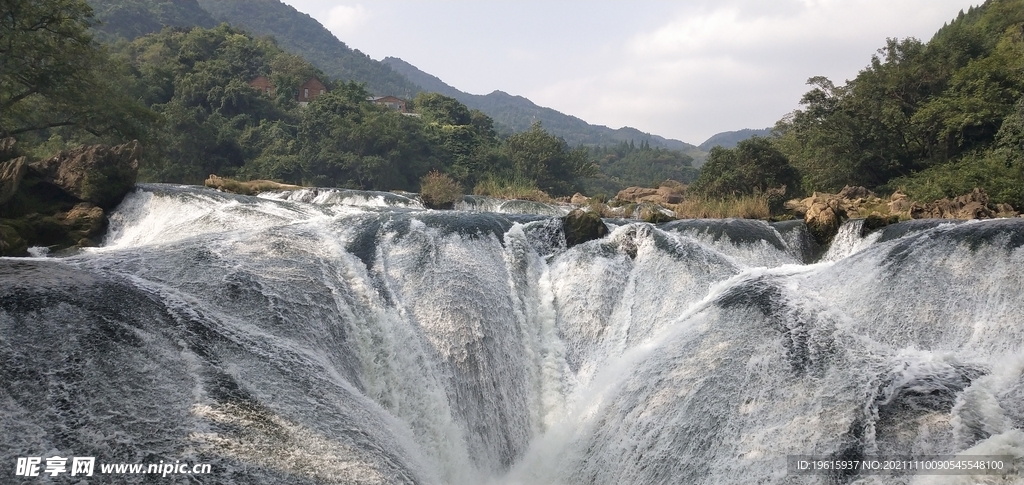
[{"xmin": 2, "ymin": 184, "xmax": 1023, "ymax": 485}]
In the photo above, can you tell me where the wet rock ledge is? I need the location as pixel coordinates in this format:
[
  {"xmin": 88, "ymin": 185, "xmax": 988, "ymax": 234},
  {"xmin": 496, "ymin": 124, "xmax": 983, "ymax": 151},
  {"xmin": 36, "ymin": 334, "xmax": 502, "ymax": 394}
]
[{"xmin": 0, "ymin": 139, "xmax": 140, "ymax": 256}]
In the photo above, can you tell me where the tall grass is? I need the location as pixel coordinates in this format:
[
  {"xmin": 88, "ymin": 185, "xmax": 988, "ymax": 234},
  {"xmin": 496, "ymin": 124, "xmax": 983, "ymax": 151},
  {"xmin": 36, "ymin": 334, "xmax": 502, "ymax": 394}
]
[
  {"xmin": 668, "ymin": 193, "xmax": 771, "ymax": 219},
  {"xmin": 472, "ymin": 177, "xmax": 552, "ymax": 202}
]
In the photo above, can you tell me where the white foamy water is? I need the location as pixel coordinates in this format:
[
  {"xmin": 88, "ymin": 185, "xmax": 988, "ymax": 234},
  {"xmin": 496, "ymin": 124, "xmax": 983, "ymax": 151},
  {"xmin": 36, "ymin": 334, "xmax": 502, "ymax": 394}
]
[{"xmin": 2, "ymin": 185, "xmax": 1022, "ymax": 485}]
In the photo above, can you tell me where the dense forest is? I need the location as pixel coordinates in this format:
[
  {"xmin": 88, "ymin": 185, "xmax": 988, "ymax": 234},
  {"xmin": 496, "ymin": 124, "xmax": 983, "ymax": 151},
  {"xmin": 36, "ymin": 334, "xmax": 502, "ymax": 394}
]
[
  {"xmin": 581, "ymin": 141, "xmax": 698, "ymax": 197},
  {"xmin": 1, "ymin": 3, "xmax": 597, "ymax": 195}
]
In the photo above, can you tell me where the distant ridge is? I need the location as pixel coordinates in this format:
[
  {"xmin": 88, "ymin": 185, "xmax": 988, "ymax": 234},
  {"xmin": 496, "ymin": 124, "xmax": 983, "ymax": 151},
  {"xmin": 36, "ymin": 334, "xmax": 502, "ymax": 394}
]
[
  {"xmin": 698, "ymin": 128, "xmax": 772, "ymax": 151},
  {"xmin": 196, "ymin": 0, "xmax": 421, "ymax": 98},
  {"xmin": 383, "ymin": 57, "xmax": 698, "ymax": 151},
  {"xmin": 87, "ymin": 0, "xmax": 701, "ymax": 151}
]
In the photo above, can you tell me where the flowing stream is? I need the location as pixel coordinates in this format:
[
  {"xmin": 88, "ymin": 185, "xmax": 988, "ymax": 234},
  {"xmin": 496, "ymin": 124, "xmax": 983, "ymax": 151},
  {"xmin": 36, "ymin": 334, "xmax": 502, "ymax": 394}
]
[{"xmin": 2, "ymin": 184, "xmax": 1023, "ymax": 484}]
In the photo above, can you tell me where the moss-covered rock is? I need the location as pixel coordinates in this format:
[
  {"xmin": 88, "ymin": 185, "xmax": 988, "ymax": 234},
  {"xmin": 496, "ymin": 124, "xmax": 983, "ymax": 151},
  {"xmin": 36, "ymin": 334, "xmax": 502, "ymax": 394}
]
[
  {"xmin": 639, "ymin": 204, "xmax": 675, "ymax": 224},
  {"xmin": 562, "ymin": 209, "xmax": 608, "ymax": 248}
]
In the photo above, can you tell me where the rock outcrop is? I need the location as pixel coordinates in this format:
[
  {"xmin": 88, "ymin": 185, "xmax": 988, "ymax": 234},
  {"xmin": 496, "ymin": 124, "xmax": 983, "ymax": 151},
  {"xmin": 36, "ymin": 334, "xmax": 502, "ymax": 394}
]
[
  {"xmin": 29, "ymin": 141, "xmax": 140, "ymax": 209},
  {"xmin": 908, "ymin": 188, "xmax": 1016, "ymax": 220},
  {"xmin": 570, "ymin": 192, "xmax": 590, "ymax": 205},
  {"xmin": 0, "ymin": 156, "xmax": 27, "ymax": 205},
  {"xmin": 614, "ymin": 180, "xmax": 686, "ymax": 206},
  {"xmin": 562, "ymin": 209, "xmax": 608, "ymax": 248},
  {"xmin": 1, "ymin": 140, "xmax": 141, "ymax": 256},
  {"xmin": 783, "ymin": 186, "xmax": 1019, "ymax": 248},
  {"xmin": 205, "ymin": 174, "xmax": 302, "ymax": 196},
  {"xmin": 803, "ymin": 196, "xmax": 848, "ymax": 246}
]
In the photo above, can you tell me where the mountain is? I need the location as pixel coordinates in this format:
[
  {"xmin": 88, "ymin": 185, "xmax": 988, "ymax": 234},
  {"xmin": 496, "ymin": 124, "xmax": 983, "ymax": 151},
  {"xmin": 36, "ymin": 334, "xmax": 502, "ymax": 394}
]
[
  {"xmin": 86, "ymin": 0, "xmax": 218, "ymax": 40},
  {"xmin": 698, "ymin": 128, "xmax": 772, "ymax": 151},
  {"xmin": 194, "ymin": 0, "xmax": 421, "ymax": 98},
  {"xmin": 86, "ymin": 0, "xmax": 699, "ymax": 152},
  {"xmin": 383, "ymin": 56, "xmax": 699, "ymax": 152}
]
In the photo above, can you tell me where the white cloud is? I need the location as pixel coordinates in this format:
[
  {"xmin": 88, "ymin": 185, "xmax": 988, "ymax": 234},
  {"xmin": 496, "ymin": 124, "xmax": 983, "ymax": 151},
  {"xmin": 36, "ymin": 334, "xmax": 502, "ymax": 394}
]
[
  {"xmin": 527, "ymin": 0, "xmax": 976, "ymax": 144},
  {"xmin": 325, "ymin": 4, "xmax": 371, "ymax": 34}
]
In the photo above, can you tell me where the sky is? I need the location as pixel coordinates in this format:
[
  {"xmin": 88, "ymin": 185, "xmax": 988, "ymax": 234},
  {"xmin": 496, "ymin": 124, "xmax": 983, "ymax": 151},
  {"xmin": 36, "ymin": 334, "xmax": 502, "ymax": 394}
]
[{"xmin": 280, "ymin": 0, "xmax": 978, "ymax": 145}]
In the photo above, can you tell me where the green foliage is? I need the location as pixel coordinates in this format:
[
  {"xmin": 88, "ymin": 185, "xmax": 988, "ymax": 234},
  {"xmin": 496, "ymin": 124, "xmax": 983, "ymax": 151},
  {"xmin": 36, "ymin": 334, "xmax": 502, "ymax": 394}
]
[
  {"xmin": 583, "ymin": 140, "xmax": 697, "ymax": 195},
  {"xmin": 1, "ymin": 0, "xmax": 153, "ymax": 144},
  {"xmin": 419, "ymin": 170, "xmax": 462, "ymax": 209},
  {"xmin": 775, "ymin": 0, "xmax": 1024, "ymax": 205},
  {"xmin": 193, "ymin": 0, "xmax": 420, "ymax": 98},
  {"xmin": 502, "ymin": 122, "xmax": 596, "ymax": 196},
  {"xmin": 689, "ymin": 137, "xmax": 800, "ymax": 198},
  {"xmin": 297, "ymin": 89, "xmax": 436, "ymax": 190},
  {"xmin": 85, "ymin": 0, "xmax": 217, "ymax": 41}
]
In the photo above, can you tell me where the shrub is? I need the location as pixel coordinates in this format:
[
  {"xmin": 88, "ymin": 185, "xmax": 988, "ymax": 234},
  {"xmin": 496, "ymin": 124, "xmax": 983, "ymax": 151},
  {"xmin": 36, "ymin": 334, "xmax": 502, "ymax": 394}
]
[
  {"xmin": 472, "ymin": 176, "xmax": 552, "ymax": 202},
  {"xmin": 420, "ymin": 170, "xmax": 462, "ymax": 209}
]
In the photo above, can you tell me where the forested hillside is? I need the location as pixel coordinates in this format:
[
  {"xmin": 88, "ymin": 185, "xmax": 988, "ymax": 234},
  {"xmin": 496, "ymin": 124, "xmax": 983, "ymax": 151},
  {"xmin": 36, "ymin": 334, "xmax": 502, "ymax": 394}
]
[
  {"xmin": 195, "ymin": 0, "xmax": 421, "ymax": 98},
  {"xmin": 772, "ymin": 0, "xmax": 1024, "ymax": 204},
  {"xmin": 1, "ymin": 1, "xmax": 596, "ymax": 197},
  {"xmin": 85, "ymin": 0, "xmax": 216, "ymax": 40},
  {"xmin": 83, "ymin": 0, "xmax": 700, "ymax": 174},
  {"xmin": 698, "ymin": 128, "xmax": 771, "ymax": 151}
]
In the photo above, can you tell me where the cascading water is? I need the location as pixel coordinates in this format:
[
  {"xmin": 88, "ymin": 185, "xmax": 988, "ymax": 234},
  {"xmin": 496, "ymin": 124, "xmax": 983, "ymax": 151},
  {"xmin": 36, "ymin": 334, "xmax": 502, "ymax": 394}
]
[{"xmin": 2, "ymin": 183, "xmax": 1022, "ymax": 484}]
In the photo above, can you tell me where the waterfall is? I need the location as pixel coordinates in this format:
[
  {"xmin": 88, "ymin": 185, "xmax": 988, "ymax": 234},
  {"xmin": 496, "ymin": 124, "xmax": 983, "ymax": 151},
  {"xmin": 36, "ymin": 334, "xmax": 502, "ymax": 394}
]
[{"xmin": 2, "ymin": 184, "xmax": 1022, "ymax": 484}]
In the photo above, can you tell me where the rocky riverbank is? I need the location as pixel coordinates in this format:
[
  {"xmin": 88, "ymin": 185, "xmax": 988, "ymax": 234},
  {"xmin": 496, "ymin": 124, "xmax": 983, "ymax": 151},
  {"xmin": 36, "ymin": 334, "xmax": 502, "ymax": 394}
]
[{"xmin": 0, "ymin": 139, "xmax": 141, "ymax": 256}]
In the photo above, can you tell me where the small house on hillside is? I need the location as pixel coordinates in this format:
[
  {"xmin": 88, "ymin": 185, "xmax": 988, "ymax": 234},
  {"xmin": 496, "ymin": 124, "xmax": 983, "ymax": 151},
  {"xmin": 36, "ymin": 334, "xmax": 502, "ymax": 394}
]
[
  {"xmin": 250, "ymin": 76, "xmax": 275, "ymax": 96},
  {"xmin": 249, "ymin": 76, "xmax": 327, "ymax": 106},
  {"xmin": 298, "ymin": 78, "xmax": 327, "ymax": 106},
  {"xmin": 371, "ymin": 96, "xmax": 407, "ymax": 112}
]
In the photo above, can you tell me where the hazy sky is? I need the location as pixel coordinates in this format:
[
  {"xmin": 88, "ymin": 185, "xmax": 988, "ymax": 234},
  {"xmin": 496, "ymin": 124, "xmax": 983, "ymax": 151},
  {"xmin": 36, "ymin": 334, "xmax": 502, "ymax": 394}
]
[{"xmin": 280, "ymin": 0, "xmax": 977, "ymax": 145}]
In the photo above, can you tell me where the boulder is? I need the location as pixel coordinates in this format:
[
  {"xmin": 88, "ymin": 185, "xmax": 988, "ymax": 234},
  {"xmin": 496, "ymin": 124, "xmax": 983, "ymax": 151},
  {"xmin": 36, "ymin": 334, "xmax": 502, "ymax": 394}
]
[
  {"xmin": 910, "ymin": 188, "xmax": 999, "ymax": 220},
  {"xmin": 58, "ymin": 203, "xmax": 107, "ymax": 247},
  {"xmin": 837, "ymin": 185, "xmax": 874, "ymax": 200},
  {"xmin": 639, "ymin": 204, "xmax": 675, "ymax": 224},
  {"xmin": 0, "ymin": 157, "xmax": 28, "ymax": 206},
  {"xmin": 804, "ymin": 197, "xmax": 847, "ymax": 246},
  {"xmin": 615, "ymin": 186, "xmax": 659, "ymax": 203},
  {"xmin": 562, "ymin": 209, "xmax": 608, "ymax": 248},
  {"xmin": 0, "ymin": 222, "xmax": 28, "ymax": 256},
  {"xmin": 0, "ymin": 141, "xmax": 143, "ymax": 256},
  {"xmin": 888, "ymin": 191, "xmax": 913, "ymax": 213},
  {"xmin": 861, "ymin": 214, "xmax": 900, "ymax": 236},
  {"xmin": 29, "ymin": 141, "xmax": 140, "ymax": 209}
]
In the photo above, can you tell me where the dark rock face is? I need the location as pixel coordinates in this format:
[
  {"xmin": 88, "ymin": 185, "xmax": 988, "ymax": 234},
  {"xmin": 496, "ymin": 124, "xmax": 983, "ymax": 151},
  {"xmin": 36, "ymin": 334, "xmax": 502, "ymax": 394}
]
[
  {"xmin": 562, "ymin": 209, "xmax": 609, "ymax": 248},
  {"xmin": 861, "ymin": 214, "xmax": 900, "ymax": 236},
  {"xmin": 29, "ymin": 141, "xmax": 140, "ymax": 210},
  {"xmin": 0, "ymin": 140, "xmax": 140, "ymax": 256}
]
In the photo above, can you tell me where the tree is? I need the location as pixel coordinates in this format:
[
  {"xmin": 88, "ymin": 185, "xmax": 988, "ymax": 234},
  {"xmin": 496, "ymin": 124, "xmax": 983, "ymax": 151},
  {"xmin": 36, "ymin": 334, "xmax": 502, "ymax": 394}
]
[
  {"xmin": 689, "ymin": 137, "xmax": 800, "ymax": 198},
  {"xmin": 0, "ymin": 0, "xmax": 150, "ymax": 140},
  {"xmin": 502, "ymin": 122, "xmax": 595, "ymax": 195}
]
